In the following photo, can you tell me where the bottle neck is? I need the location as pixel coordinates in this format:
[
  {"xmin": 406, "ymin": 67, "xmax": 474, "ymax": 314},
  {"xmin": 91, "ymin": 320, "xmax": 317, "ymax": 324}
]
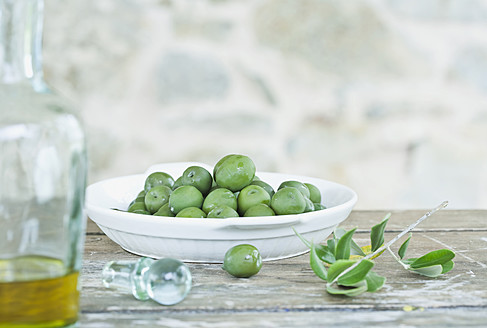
[{"xmin": 0, "ymin": 0, "xmax": 45, "ymax": 89}]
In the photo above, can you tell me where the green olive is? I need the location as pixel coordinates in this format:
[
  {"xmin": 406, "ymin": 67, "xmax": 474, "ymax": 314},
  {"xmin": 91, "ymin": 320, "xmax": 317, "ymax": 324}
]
[
  {"xmin": 212, "ymin": 154, "xmax": 233, "ymax": 178},
  {"xmin": 127, "ymin": 201, "xmax": 150, "ymax": 215},
  {"xmin": 243, "ymin": 204, "xmax": 275, "ymax": 217},
  {"xmin": 180, "ymin": 166, "xmax": 213, "ymax": 196},
  {"xmin": 278, "ymin": 181, "xmax": 310, "ymax": 199},
  {"xmin": 202, "ymin": 188, "xmax": 237, "ymax": 214},
  {"xmin": 304, "ymin": 183, "xmax": 321, "ymax": 204},
  {"xmin": 172, "ymin": 176, "xmax": 184, "ymax": 190},
  {"xmin": 314, "ymin": 203, "xmax": 326, "ymax": 211},
  {"xmin": 136, "ymin": 190, "xmax": 146, "ymax": 201},
  {"xmin": 176, "ymin": 207, "xmax": 207, "ymax": 218},
  {"xmin": 129, "ymin": 190, "xmax": 146, "ymax": 207},
  {"xmin": 303, "ymin": 197, "xmax": 315, "ymax": 213},
  {"xmin": 214, "ymin": 154, "xmax": 256, "ymax": 192},
  {"xmin": 144, "ymin": 172, "xmax": 175, "ymax": 192},
  {"xmin": 222, "ymin": 244, "xmax": 262, "ymax": 278},
  {"xmin": 169, "ymin": 185, "xmax": 204, "ymax": 214},
  {"xmin": 153, "ymin": 203, "xmax": 175, "ymax": 217},
  {"xmin": 270, "ymin": 187, "xmax": 306, "ymax": 215},
  {"xmin": 207, "ymin": 205, "xmax": 239, "ymax": 218},
  {"xmin": 237, "ymin": 185, "xmax": 271, "ymax": 216},
  {"xmin": 144, "ymin": 185, "xmax": 172, "ymax": 214},
  {"xmin": 249, "ymin": 180, "xmax": 275, "ymax": 198}
]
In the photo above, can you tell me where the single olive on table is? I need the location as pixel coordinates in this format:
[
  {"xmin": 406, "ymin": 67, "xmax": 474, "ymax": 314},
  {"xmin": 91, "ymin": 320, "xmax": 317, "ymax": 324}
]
[
  {"xmin": 125, "ymin": 154, "xmax": 327, "ymax": 218},
  {"xmin": 222, "ymin": 244, "xmax": 263, "ymax": 278}
]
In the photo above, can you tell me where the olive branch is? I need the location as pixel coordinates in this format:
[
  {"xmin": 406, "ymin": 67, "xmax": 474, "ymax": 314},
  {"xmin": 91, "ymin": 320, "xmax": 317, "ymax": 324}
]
[{"xmin": 294, "ymin": 201, "xmax": 455, "ymax": 296}]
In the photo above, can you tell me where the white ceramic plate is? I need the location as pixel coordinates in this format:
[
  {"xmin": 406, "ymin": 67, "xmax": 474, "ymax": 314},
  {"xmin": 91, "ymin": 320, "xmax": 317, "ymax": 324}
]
[{"xmin": 85, "ymin": 162, "xmax": 357, "ymax": 263}]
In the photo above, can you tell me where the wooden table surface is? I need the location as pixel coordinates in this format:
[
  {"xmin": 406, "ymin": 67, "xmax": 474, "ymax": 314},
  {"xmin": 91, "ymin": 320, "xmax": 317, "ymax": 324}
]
[{"xmin": 80, "ymin": 210, "xmax": 487, "ymax": 327}]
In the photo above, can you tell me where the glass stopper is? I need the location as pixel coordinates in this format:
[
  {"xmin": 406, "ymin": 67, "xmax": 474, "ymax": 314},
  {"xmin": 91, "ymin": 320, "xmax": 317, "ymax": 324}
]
[{"xmin": 102, "ymin": 257, "xmax": 192, "ymax": 306}]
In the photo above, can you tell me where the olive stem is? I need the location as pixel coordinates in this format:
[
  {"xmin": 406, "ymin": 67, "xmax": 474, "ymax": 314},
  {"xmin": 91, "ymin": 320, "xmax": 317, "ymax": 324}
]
[{"xmin": 386, "ymin": 247, "xmax": 410, "ymax": 270}]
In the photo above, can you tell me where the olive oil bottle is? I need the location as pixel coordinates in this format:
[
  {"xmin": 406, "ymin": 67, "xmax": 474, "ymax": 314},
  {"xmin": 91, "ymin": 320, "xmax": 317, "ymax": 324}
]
[{"xmin": 0, "ymin": 0, "xmax": 87, "ymax": 327}]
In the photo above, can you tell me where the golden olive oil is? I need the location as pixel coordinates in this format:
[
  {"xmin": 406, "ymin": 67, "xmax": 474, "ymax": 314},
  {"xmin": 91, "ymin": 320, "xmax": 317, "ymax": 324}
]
[{"xmin": 0, "ymin": 256, "xmax": 80, "ymax": 328}]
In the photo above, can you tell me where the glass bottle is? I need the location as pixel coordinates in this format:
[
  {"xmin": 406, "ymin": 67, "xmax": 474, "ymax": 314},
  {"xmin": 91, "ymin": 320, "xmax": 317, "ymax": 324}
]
[{"xmin": 0, "ymin": 0, "xmax": 87, "ymax": 327}]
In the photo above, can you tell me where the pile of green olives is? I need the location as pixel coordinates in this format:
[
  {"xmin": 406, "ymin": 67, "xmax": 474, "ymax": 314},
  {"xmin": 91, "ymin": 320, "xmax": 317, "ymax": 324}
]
[{"xmin": 126, "ymin": 154, "xmax": 326, "ymax": 218}]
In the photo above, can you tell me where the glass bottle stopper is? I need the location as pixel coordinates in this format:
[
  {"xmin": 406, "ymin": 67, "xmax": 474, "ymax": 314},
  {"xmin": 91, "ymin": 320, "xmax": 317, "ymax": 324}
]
[{"xmin": 102, "ymin": 257, "xmax": 192, "ymax": 306}]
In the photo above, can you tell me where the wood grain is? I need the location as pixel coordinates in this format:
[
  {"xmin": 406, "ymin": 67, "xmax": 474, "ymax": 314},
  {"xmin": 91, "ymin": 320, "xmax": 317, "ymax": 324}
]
[{"xmin": 80, "ymin": 210, "xmax": 487, "ymax": 327}]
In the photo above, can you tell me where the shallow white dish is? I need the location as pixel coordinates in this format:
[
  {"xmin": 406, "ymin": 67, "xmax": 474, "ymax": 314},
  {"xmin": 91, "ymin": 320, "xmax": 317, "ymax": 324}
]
[{"xmin": 86, "ymin": 162, "xmax": 357, "ymax": 263}]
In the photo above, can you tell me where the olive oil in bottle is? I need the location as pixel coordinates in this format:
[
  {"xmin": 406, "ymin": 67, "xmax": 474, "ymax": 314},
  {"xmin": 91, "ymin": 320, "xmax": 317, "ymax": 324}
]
[{"xmin": 0, "ymin": 256, "xmax": 80, "ymax": 328}]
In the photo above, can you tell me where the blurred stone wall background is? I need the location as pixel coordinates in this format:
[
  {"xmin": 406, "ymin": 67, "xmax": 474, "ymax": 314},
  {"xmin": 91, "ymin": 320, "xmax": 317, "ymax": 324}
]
[{"xmin": 42, "ymin": 0, "xmax": 487, "ymax": 209}]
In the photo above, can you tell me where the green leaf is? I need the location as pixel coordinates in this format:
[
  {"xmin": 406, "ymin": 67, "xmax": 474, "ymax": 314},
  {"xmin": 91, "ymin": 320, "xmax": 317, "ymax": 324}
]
[
  {"xmin": 441, "ymin": 260, "xmax": 454, "ymax": 274},
  {"xmin": 365, "ymin": 271, "xmax": 386, "ymax": 292},
  {"xmin": 350, "ymin": 240, "xmax": 367, "ymax": 257},
  {"xmin": 339, "ymin": 261, "xmax": 374, "ymax": 286},
  {"xmin": 327, "ymin": 260, "xmax": 354, "ymax": 282},
  {"xmin": 398, "ymin": 233, "xmax": 412, "ymax": 260},
  {"xmin": 314, "ymin": 244, "xmax": 336, "ymax": 264},
  {"xmin": 410, "ymin": 265, "xmax": 443, "ymax": 277},
  {"xmin": 310, "ymin": 243, "xmax": 327, "ymax": 281},
  {"xmin": 293, "ymin": 228, "xmax": 336, "ymax": 264},
  {"xmin": 327, "ymin": 259, "xmax": 374, "ymax": 286},
  {"xmin": 410, "ymin": 249, "xmax": 455, "ymax": 269},
  {"xmin": 401, "ymin": 258, "xmax": 416, "ymax": 266},
  {"xmin": 334, "ymin": 228, "xmax": 366, "ymax": 256},
  {"xmin": 327, "ymin": 239, "xmax": 336, "ymax": 256},
  {"xmin": 335, "ymin": 228, "xmax": 357, "ymax": 260},
  {"xmin": 370, "ymin": 213, "xmax": 390, "ymax": 252},
  {"xmin": 326, "ymin": 280, "xmax": 368, "ymax": 297}
]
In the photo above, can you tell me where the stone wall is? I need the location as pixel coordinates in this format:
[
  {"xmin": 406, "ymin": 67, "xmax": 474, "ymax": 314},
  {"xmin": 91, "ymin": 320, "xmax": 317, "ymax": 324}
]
[{"xmin": 42, "ymin": 0, "xmax": 487, "ymax": 209}]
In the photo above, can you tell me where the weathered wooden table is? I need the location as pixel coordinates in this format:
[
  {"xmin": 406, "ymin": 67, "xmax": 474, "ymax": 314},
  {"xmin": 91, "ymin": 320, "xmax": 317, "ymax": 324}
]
[{"xmin": 81, "ymin": 210, "xmax": 487, "ymax": 327}]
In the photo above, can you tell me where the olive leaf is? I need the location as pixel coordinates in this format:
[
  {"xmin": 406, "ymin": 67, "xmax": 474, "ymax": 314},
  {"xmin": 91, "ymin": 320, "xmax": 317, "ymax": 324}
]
[
  {"xmin": 334, "ymin": 228, "xmax": 366, "ymax": 256},
  {"xmin": 335, "ymin": 228, "xmax": 357, "ymax": 260},
  {"xmin": 327, "ymin": 239, "xmax": 336, "ymax": 255},
  {"xmin": 370, "ymin": 213, "xmax": 390, "ymax": 252},
  {"xmin": 409, "ymin": 249, "xmax": 455, "ymax": 269},
  {"xmin": 293, "ymin": 227, "xmax": 335, "ymax": 264},
  {"xmin": 310, "ymin": 243, "xmax": 328, "ymax": 281},
  {"xmin": 398, "ymin": 233, "xmax": 412, "ymax": 260},
  {"xmin": 409, "ymin": 265, "xmax": 444, "ymax": 278},
  {"xmin": 327, "ymin": 259, "xmax": 374, "ymax": 286},
  {"xmin": 441, "ymin": 260, "xmax": 455, "ymax": 274},
  {"xmin": 392, "ymin": 248, "xmax": 455, "ymax": 278},
  {"xmin": 365, "ymin": 271, "xmax": 386, "ymax": 292},
  {"xmin": 398, "ymin": 249, "xmax": 455, "ymax": 277},
  {"xmin": 351, "ymin": 242, "xmax": 367, "ymax": 257},
  {"xmin": 314, "ymin": 244, "xmax": 336, "ymax": 264},
  {"xmin": 326, "ymin": 280, "xmax": 368, "ymax": 297},
  {"xmin": 401, "ymin": 258, "xmax": 416, "ymax": 265}
]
